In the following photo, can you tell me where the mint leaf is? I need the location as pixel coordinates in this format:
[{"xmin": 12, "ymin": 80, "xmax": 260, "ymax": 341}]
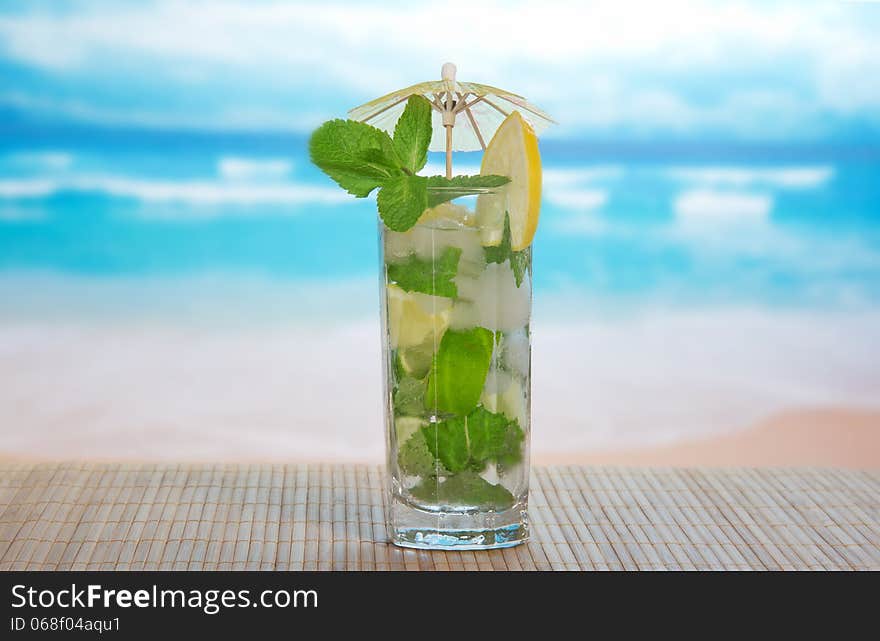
[
  {"xmin": 484, "ymin": 212, "xmax": 530, "ymax": 287},
  {"xmin": 510, "ymin": 247, "xmax": 530, "ymax": 288},
  {"xmin": 423, "ymin": 419, "xmax": 469, "ymax": 473},
  {"xmin": 426, "ymin": 174, "xmax": 511, "ymax": 208},
  {"xmin": 411, "ymin": 472, "xmax": 515, "ymax": 509},
  {"xmin": 423, "ymin": 406, "xmax": 524, "ymax": 473},
  {"xmin": 393, "ymin": 95, "xmax": 433, "ymax": 174},
  {"xmin": 426, "ymin": 327, "xmax": 495, "ymax": 416},
  {"xmin": 398, "ymin": 430, "xmax": 447, "ymax": 477},
  {"xmin": 465, "ymin": 406, "xmax": 523, "ymax": 467},
  {"xmin": 483, "ymin": 213, "xmax": 511, "ymax": 264},
  {"xmin": 393, "ymin": 376, "xmax": 426, "ymax": 416},
  {"xmin": 386, "ymin": 246, "xmax": 461, "ymax": 298},
  {"xmin": 377, "ymin": 174, "xmax": 428, "ymax": 231},
  {"xmin": 309, "ymin": 119, "xmax": 402, "ymax": 197}
]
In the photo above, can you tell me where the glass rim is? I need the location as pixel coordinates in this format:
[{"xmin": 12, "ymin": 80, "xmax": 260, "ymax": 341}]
[{"xmin": 425, "ymin": 184, "xmax": 506, "ymax": 196}]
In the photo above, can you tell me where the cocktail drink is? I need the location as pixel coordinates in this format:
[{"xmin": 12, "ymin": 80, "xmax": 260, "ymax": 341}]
[
  {"xmin": 382, "ymin": 185, "xmax": 532, "ymax": 548},
  {"xmin": 309, "ymin": 64, "xmax": 549, "ymax": 549}
]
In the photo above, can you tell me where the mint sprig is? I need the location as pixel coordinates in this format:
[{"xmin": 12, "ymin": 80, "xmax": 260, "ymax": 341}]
[
  {"xmin": 310, "ymin": 96, "xmax": 510, "ymax": 231},
  {"xmin": 308, "ymin": 119, "xmax": 401, "ymax": 197}
]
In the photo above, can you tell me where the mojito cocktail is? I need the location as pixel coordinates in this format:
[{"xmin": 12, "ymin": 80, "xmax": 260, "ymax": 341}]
[
  {"xmin": 309, "ymin": 66, "xmax": 547, "ymax": 549},
  {"xmin": 382, "ymin": 185, "xmax": 532, "ymax": 548}
]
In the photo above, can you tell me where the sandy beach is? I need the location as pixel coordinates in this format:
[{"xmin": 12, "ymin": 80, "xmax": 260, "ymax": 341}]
[
  {"xmin": 2, "ymin": 408, "xmax": 878, "ymax": 470},
  {"xmin": 535, "ymin": 408, "xmax": 880, "ymax": 469},
  {"xmin": 1, "ymin": 292, "xmax": 878, "ymax": 468}
]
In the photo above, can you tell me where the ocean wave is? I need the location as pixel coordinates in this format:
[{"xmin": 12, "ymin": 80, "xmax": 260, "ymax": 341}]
[
  {"xmin": 0, "ymin": 175, "xmax": 351, "ymax": 207},
  {"xmin": 3, "ymin": 151, "xmax": 74, "ymax": 171}
]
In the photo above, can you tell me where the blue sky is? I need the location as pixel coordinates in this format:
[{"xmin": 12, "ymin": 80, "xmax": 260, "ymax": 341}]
[
  {"xmin": 0, "ymin": 1, "xmax": 879, "ymax": 315},
  {"xmin": 1, "ymin": 0, "xmax": 879, "ymax": 141}
]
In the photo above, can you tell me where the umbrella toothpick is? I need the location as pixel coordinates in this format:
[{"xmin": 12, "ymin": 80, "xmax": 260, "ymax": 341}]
[
  {"xmin": 441, "ymin": 62, "xmax": 457, "ymax": 179},
  {"xmin": 348, "ymin": 62, "xmax": 553, "ymax": 181}
]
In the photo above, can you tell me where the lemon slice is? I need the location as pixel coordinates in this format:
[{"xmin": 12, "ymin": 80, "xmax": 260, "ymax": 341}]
[
  {"xmin": 386, "ymin": 284, "xmax": 451, "ymax": 350},
  {"xmin": 417, "ymin": 201, "xmax": 476, "ymax": 227},
  {"xmin": 478, "ymin": 111, "xmax": 542, "ymax": 251}
]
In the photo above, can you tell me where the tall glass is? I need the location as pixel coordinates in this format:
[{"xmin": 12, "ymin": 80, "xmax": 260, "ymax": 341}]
[{"xmin": 379, "ymin": 186, "xmax": 532, "ymax": 549}]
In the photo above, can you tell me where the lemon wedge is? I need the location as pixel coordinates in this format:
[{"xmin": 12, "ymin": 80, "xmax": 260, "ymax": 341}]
[
  {"xmin": 478, "ymin": 111, "xmax": 542, "ymax": 251},
  {"xmin": 386, "ymin": 284, "xmax": 451, "ymax": 350}
]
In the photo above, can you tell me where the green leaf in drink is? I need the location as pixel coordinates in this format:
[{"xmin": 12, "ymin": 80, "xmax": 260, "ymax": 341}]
[
  {"xmin": 426, "ymin": 327, "xmax": 494, "ymax": 416},
  {"xmin": 393, "ymin": 376, "xmax": 426, "ymax": 416},
  {"xmin": 398, "ymin": 430, "xmax": 443, "ymax": 477},
  {"xmin": 386, "ymin": 246, "xmax": 462, "ymax": 298},
  {"xmin": 463, "ymin": 405, "xmax": 524, "ymax": 468},
  {"xmin": 411, "ymin": 471, "xmax": 515, "ymax": 510},
  {"xmin": 422, "ymin": 406, "xmax": 524, "ymax": 473},
  {"xmin": 484, "ymin": 212, "xmax": 530, "ymax": 287},
  {"xmin": 422, "ymin": 419, "xmax": 469, "ymax": 473}
]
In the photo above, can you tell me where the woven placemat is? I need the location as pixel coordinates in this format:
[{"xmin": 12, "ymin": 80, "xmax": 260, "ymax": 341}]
[{"xmin": 0, "ymin": 463, "xmax": 877, "ymax": 570}]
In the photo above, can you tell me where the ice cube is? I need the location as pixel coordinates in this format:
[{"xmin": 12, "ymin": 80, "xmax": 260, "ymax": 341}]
[
  {"xmin": 384, "ymin": 230, "xmax": 415, "ymax": 261},
  {"xmin": 446, "ymin": 227, "xmax": 485, "ymax": 265},
  {"xmin": 454, "ymin": 272, "xmax": 480, "ymax": 301},
  {"xmin": 481, "ymin": 368, "xmax": 514, "ymax": 405},
  {"xmin": 501, "ymin": 328, "xmax": 530, "ymax": 378},
  {"xmin": 480, "ymin": 369, "xmax": 528, "ymax": 427},
  {"xmin": 470, "ymin": 262, "xmax": 531, "ymax": 332},
  {"xmin": 449, "ymin": 300, "xmax": 479, "ymax": 330},
  {"xmin": 411, "ymin": 226, "xmax": 484, "ymax": 268},
  {"xmin": 500, "ymin": 377, "xmax": 528, "ymax": 428}
]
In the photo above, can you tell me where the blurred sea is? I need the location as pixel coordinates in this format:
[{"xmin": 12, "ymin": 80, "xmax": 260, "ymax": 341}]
[
  {"xmin": 1, "ymin": 128, "xmax": 879, "ymax": 312},
  {"xmin": 1, "ymin": 127, "xmax": 879, "ymax": 460}
]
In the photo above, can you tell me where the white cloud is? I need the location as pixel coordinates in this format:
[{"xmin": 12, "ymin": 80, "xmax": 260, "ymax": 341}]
[
  {"xmin": 0, "ymin": 1, "xmax": 877, "ymax": 136},
  {"xmin": 674, "ymin": 189, "xmax": 772, "ymax": 227},
  {"xmin": 217, "ymin": 157, "xmax": 293, "ymax": 181},
  {"xmin": 550, "ymin": 211, "xmax": 609, "ymax": 237},
  {"xmin": 546, "ymin": 188, "xmax": 609, "ymax": 211},
  {"xmin": 543, "ymin": 166, "xmax": 624, "ymax": 187},
  {"xmin": 668, "ymin": 165, "xmax": 834, "ymax": 189}
]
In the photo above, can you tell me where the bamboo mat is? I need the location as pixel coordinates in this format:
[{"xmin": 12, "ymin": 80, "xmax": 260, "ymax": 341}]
[{"xmin": 0, "ymin": 463, "xmax": 877, "ymax": 571}]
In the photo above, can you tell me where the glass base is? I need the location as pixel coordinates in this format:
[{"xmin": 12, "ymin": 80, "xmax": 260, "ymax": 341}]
[{"xmin": 388, "ymin": 496, "xmax": 529, "ymax": 550}]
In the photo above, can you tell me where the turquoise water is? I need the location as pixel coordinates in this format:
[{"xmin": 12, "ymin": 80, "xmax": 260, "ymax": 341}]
[{"xmin": 1, "ymin": 129, "xmax": 878, "ymax": 315}]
